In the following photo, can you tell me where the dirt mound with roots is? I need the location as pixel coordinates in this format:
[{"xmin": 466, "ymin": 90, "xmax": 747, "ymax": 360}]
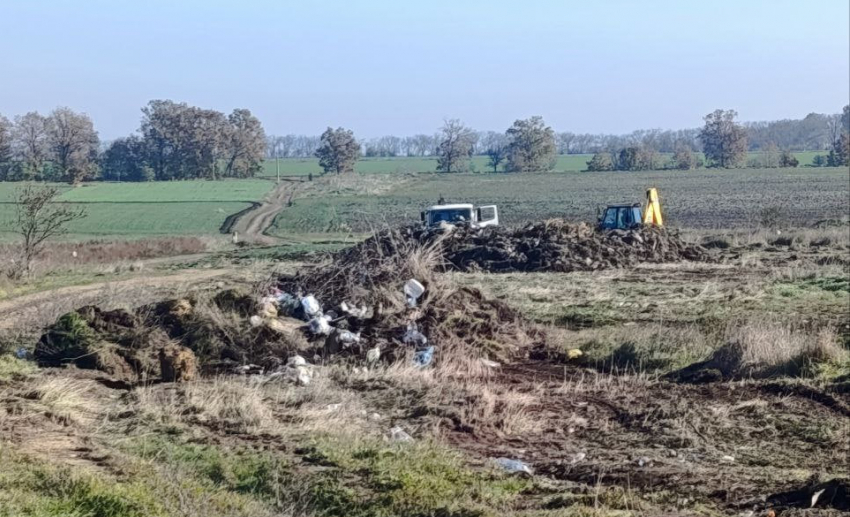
[{"xmin": 304, "ymin": 220, "xmax": 711, "ymax": 277}]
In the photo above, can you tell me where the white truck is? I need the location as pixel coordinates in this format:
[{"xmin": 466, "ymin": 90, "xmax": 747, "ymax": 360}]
[{"xmin": 420, "ymin": 203, "xmax": 499, "ymax": 228}]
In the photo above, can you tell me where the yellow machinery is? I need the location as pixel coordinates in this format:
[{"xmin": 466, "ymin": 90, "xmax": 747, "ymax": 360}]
[
  {"xmin": 642, "ymin": 188, "xmax": 663, "ymax": 226},
  {"xmin": 598, "ymin": 188, "xmax": 663, "ymax": 230}
]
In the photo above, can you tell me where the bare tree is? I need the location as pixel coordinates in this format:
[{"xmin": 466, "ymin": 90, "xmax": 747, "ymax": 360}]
[
  {"xmin": 11, "ymin": 184, "xmax": 86, "ymax": 277},
  {"xmin": 316, "ymin": 127, "xmax": 360, "ymax": 174},
  {"xmin": 12, "ymin": 112, "xmax": 49, "ymax": 179},
  {"xmin": 47, "ymin": 107, "xmax": 100, "ymax": 184},
  {"xmin": 436, "ymin": 119, "xmax": 475, "ymax": 173}
]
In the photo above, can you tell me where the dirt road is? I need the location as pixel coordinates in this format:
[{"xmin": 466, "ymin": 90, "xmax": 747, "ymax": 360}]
[
  {"xmin": 0, "ymin": 268, "xmax": 229, "ymax": 331},
  {"xmin": 230, "ymin": 179, "xmax": 306, "ymax": 239}
]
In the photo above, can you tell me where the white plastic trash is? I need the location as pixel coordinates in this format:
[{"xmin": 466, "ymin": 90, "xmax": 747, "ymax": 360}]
[
  {"xmin": 338, "ymin": 331, "xmax": 361, "ymax": 345},
  {"xmin": 249, "ymin": 315, "xmax": 263, "ymax": 327},
  {"xmin": 287, "ymin": 355, "xmax": 307, "ymax": 367},
  {"xmin": 301, "ymin": 295, "xmax": 322, "ymax": 318},
  {"xmin": 494, "ymin": 458, "xmax": 533, "ymax": 475},
  {"xmin": 404, "ymin": 279, "xmax": 425, "ymax": 307},
  {"xmin": 308, "ymin": 316, "xmax": 332, "ymax": 335},
  {"xmin": 389, "ymin": 426, "xmax": 414, "ymax": 443}
]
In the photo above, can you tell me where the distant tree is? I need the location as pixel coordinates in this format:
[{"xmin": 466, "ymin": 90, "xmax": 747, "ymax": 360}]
[
  {"xmin": 811, "ymin": 155, "xmax": 828, "ymax": 167},
  {"xmin": 10, "ymin": 184, "xmax": 86, "ymax": 277},
  {"xmin": 827, "ymin": 132, "xmax": 850, "ymax": 167},
  {"xmin": 699, "ymin": 109, "xmax": 748, "ymax": 168},
  {"xmin": 0, "ymin": 115, "xmax": 12, "ymax": 178},
  {"xmin": 778, "ymin": 149, "xmax": 799, "ymax": 168},
  {"xmin": 586, "ymin": 152, "xmax": 614, "ymax": 172},
  {"xmin": 486, "ymin": 146, "xmax": 506, "ymax": 173},
  {"xmin": 762, "ymin": 142, "xmax": 780, "ymax": 168},
  {"xmin": 101, "ymin": 136, "xmax": 153, "ymax": 181},
  {"xmin": 670, "ymin": 145, "xmax": 697, "ymax": 170},
  {"xmin": 222, "ymin": 109, "xmax": 266, "ymax": 177},
  {"xmin": 12, "ymin": 112, "xmax": 50, "ymax": 179},
  {"xmin": 316, "ymin": 127, "xmax": 359, "ymax": 174},
  {"xmin": 436, "ymin": 119, "xmax": 476, "ymax": 173},
  {"xmin": 46, "ymin": 107, "xmax": 100, "ymax": 184},
  {"xmin": 505, "ymin": 116, "xmax": 557, "ymax": 172}
]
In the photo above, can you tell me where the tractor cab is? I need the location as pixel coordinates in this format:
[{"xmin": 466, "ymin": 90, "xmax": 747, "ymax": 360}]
[{"xmin": 598, "ymin": 203, "xmax": 643, "ymax": 230}]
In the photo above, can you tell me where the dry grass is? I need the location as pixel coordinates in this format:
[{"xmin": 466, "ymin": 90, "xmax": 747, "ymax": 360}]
[
  {"xmin": 25, "ymin": 376, "xmax": 96, "ymax": 425},
  {"xmin": 726, "ymin": 321, "xmax": 847, "ymax": 376},
  {"xmin": 0, "ymin": 236, "xmax": 212, "ymax": 279}
]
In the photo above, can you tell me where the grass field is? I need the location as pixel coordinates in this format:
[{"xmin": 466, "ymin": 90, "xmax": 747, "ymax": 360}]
[
  {"xmin": 270, "ymin": 167, "xmax": 850, "ymax": 235},
  {"xmin": 0, "ymin": 179, "xmax": 275, "ymax": 240},
  {"xmin": 260, "ymin": 151, "xmax": 828, "ymax": 176}
]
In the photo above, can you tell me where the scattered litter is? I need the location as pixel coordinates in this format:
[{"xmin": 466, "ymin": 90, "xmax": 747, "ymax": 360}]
[
  {"xmin": 494, "ymin": 458, "xmax": 533, "ymax": 475},
  {"xmin": 288, "ymin": 355, "xmax": 307, "ymax": 367},
  {"xmin": 413, "ymin": 346, "xmax": 435, "ymax": 368},
  {"xmin": 340, "ymin": 301, "xmax": 368, "ymax": 319},
  {"xmin": 404, "ymin": 279, "xmax": 425, "ymax": 307},
  {"xmin": 389, "ymin": 426, "xmax": 414, "ymax": 443},
  {"xmin": 366, "ymin": 345, "xmax": 381, "ymax": 365},
  {"xmin": 233, "ymin": 364, "xmax": 263, "ymax": 375},
  {"xmin": 570, "ymin": 452, "xmax": 586, "ymax": 464},
  {"xmin": 369, "ymin": 412, "xmax": 381, "ymax": 421},
  {"xmin": 403, "ymin": 323, "xmax": 428, "ymax": 347},
  {"xmin": 260, "ymin": 302, "xmax": 278, "ymax": 319},
  {"xmin": 301, "ymin": 295, "xmax": 322, "ymax": 318},
  {"xmin": 325, "ymin": 403, "xmax": 342, "ymax": 412},
  {"xmin": 637, "ymin": 456, "xmax": 652, "ymax": 467},
  {"xmin": 566, "ymin": 349, "xmax": 583, "ymax": 360},
  {"xmin": 249, "ymin": 315, "xmax": 263, "ymax": 327},
  {"xmin": 337, "ymin": 330, "xmax": 361, "ymax": 346},
  {"xmin": 811, "ymin": 488, "xmax": 825, "ymax": 508},
  {"xmin": 308, "ymin": 315, "xmax": 332, "ymax": 335},
  {"xmin": 16, "ymin": 347, "xmax": 29, "ymax": 359},
  {"xmin": 480, "ymin": 358, "xmax": 500, "ymax": 368},
  {"xmin": 720, "ymin": 455, "xmax": 735, "ymax": 463}
]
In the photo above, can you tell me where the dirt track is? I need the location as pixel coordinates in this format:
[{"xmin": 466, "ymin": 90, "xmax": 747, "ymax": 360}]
[
  {"xmin": 0, "ymin": 269, "xmax": 229, "ymax": 331},
  {"xmin": 230, "ymin": 179, "xmax": 305, "ymax": 239}
]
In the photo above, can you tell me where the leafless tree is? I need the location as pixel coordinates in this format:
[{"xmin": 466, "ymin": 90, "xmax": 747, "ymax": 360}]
[
  {"xmin": 12, "ymin": 112, "xmax": 49, "ymax": 179},
  {"xmin": 10, "ymin": 184, "xmax": 86, "ymax": 277},
  {"xmin": 436, "ymin": 119, "xmax": 475, "ymax": 173}
]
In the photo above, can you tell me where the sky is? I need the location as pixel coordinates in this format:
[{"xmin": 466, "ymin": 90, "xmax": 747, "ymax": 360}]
[{"xmin": 1, "ymin": 0, "xmax": 848, "ymax": 140}]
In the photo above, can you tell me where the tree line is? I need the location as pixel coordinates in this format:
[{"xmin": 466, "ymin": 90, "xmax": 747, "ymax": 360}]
[
  {"xmin": 266, "ymin": 108, "xmax": 849, "ymax": 160},
  {"xmin": 310, "ymin": 106, "xmax": 850, "ymax": 175},
  {"xmin": 0, "ymin": 101, "xmax": 266, "ymax": 183}
]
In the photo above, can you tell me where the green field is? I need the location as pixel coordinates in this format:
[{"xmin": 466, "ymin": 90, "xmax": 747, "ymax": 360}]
[
  {"xmin": 0, "ymin": 179, "xmax": 275, "ymax": 240},
  {"xmin": 270, "ymin": 167, "xmax": 850, "ymax": 235},
  {"xmin": 260, "ymin": 151, "xmax": 828, "ymax": 177}
]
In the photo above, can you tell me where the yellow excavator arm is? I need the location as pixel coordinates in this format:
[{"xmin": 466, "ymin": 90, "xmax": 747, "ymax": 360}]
[{"xmin": 642, "ymin": 188, "xmax": 663, "ymax": 226}]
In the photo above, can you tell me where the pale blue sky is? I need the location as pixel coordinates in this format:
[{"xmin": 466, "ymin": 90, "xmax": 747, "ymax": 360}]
[{"xmin": 1, "ymin": 0, "xmax": 848, "ymax": 139}]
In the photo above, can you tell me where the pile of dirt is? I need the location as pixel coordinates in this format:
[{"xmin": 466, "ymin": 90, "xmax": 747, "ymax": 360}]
[
  {"xmin": 300, "ymin": 220, "xmax": 711, "ymax": 280},
  {"xmin": 34, "ymin": 289, "xmax": 308, "ymax": 381},
  {"xmin": 442, "ymin": 220, "xmax": 710, "ymax": 272},
  {"xmin": 34, "ymin": 306, "xmax": 184, "ymax": 381}
]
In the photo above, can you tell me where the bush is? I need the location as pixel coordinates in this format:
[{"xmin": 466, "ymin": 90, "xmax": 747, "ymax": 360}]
[{"xmin": 585, "ymin": 152, "xmax": 614, "ymax": 172}]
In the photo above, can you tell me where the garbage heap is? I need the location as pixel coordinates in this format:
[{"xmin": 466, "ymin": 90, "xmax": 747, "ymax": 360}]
[
  {"xmin": 34, "ymin": 234, "xmax": 543, "ymax": 381},
  {"xmin": 277, "ymin": 231, "xmax": 542, "ymax": 368}
]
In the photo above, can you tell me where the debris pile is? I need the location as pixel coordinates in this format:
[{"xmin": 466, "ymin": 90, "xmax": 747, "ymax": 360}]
[{"xmin": 441, "ymin": 220, "xmax": 710, "ymax": 272}]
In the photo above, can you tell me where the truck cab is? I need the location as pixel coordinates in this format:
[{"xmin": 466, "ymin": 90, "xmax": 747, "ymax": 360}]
[
  {"xmin": 598, "ymin": 203, "xmax": 643, "ymax": 230},
  {"xmin": 421, "ymin": 204, "xmax": 499, "ymax": 228}
]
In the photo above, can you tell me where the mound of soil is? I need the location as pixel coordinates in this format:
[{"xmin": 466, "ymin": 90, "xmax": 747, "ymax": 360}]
[
  {"xmin": 34, "ymin": 306, "xmax": 180, "ymax": 381},
  {"xmin": 302, "ymin": 220, "xmax": 710, "ymax": 282},
  {"xmin": 442, "ymin": 220, "xmax": 710, "ymax": 272}
]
